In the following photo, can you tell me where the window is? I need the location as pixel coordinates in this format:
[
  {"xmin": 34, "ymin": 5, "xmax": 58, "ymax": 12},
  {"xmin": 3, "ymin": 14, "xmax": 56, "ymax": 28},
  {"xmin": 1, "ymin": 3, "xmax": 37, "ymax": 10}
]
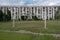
[
  {"xmin": 16, "ymin": 16, "xmax": 17, "ymax": 19},
  {"xmin": 54, "ymin": 7, "xmax": 56, "ymax": 9},
  {"xmin": 16, "ymin": 12, "xmax": 17, "ymax": 15},
  {"xmin": 43, "ymin": 9, "xmax": 45, "ymax": 12},
  {"xmin": 38, "ymin": 16, "xmax": 40, "ymax": 17},
  {"xmin": 49, "ymin": 13, "xmax": 51, "ymax": 14},
  {"xmin": 12, "ymin": 8, "xmax": 14, "ymax": 12},
  {"xmin": 49, "ymin": 7, "xmax": 51, "ymax": 9},
  {"xmin": 38, "ymin": 9, "xmax": 40, "ymax": 13},
  {"xmin": 54, "ymin": 10, "xmax": 56, "ymax": 12},
  {"xmin": 12, "ymin": 13, "xmax": 14, "ymax": 15},
  {"xmin": 18, "ymin": 16, "xmax": 19, "ymax": 18},
  {"xmin": 23, "ymin": 13, "xmax": 25, "ymax": 15},
  {"xmin": 24, "ymin": 7, "xmax": 25, "ymax": 11},
  {"xmin": 49, "ymin": 10, "xmax": 51, "ymax": 12},
  {"xmin": 35, "ymin": 7, "xmax": 37, "ymax": 12},
  {"xmin": 43, "ymin": 7, "xmax": 45, "ymax": 9}
]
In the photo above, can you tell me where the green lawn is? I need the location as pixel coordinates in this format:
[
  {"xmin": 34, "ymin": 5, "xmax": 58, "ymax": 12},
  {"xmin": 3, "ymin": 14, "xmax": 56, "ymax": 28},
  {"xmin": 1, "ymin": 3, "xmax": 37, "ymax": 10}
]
[
  {"xmin": 0, "ymin": 20, "xmax": 60, "ymax": 34},
  {"xmin": 0, "ymin": 32, "xmax": 56, "ymax": 40}
]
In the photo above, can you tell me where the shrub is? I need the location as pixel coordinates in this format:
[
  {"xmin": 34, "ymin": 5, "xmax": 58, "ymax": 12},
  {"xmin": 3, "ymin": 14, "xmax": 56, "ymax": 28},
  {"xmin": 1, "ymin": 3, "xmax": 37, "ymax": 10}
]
[{"xmin": 21, "ymin": 16, "xmax": 27, "ymax": 20}]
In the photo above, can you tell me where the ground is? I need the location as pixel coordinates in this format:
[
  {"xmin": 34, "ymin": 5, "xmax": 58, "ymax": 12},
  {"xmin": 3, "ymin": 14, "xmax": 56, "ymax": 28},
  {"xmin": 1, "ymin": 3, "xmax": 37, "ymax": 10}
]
[
  {"xmin": 0, "ymin": 31, "xmax": 56, "ymax": 40},
  {"xmin": 0, "ymin": 20, "xmax": 60, "ymax": 33},
  {"xmin": 0, "ymin": 20, "xmax": 60, "ymax": 40}
]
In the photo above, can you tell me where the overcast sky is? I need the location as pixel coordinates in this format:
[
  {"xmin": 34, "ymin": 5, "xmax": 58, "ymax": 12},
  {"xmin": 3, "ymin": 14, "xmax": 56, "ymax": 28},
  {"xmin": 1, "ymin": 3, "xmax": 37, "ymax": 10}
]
[{"xmin": 0, "ymin": 0, "xmax": 60, "ymax": 6}]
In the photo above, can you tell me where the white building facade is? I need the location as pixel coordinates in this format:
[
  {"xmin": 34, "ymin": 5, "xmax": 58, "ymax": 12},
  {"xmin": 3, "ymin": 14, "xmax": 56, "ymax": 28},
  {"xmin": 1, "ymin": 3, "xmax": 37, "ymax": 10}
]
[{"xmin": 0, "ymin": 6, "xmax": 58, "ymax": 20}]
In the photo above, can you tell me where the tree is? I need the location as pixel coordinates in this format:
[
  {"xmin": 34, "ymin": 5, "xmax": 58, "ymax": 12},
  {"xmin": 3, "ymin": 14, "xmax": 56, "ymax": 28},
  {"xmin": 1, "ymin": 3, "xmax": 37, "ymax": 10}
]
[
  {"xmin": 3, "ymin": 9, "xmax": 11, "ymax": 21},
  {"xmin": 0, "ymin": 9, "xmax": 11, "ymax": 22},
  {"xmin": 0, "ymin": 10, "xmax": 3, "ymax": 21},
  {"xmin": 3, "ymin": 13, "xmax": 7, "ymax": 21},
  {"xmin": 55, "ymin": 6, "xmax": 60, "ymax": 20},
  {"xmin": 21, "ymin": 16, "xmax": 27, "ymax": 20},
  {"xmin": 32, "ymin": 16, "xmax": 40, "ymax": 20},
  {"xmin": 7, "ymin": 9, "xmax": 11, "ymax": 21}
]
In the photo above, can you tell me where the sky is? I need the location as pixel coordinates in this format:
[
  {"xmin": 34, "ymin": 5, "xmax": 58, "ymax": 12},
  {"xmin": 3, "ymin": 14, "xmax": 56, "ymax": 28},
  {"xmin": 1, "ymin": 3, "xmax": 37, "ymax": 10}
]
[{"xmin": 0, "ymin": 0, "xmax": 60, "ymax": 6}]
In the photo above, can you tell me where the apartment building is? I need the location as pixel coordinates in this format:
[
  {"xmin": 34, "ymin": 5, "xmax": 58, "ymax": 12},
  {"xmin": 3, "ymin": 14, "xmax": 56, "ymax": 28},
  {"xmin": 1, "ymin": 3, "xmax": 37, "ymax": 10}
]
[{"xmin": 0, "ymin": 6, "xmax": 58, "ymax": 20}]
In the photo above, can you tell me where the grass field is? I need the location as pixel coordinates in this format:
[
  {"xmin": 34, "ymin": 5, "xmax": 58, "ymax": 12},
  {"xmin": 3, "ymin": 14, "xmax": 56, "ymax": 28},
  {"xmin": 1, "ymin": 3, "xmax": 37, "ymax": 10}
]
[
  {"xmin": 0, "ymin": 20, "xmax": 60, "ymax": 40},
  {"xmin": 0, "ymin": 20, "xmax": 60, "ymax": 34},
  {"xmin": 0, "ymin": 31, "xmax": 57, "ymax": 40}
]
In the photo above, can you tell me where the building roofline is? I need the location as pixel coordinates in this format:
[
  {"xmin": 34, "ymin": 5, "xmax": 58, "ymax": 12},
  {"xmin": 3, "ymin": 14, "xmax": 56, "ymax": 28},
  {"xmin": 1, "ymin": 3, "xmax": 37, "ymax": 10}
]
[{"xmin": 0, "ymin": 5, "xmax": 60, "ymax": 7}]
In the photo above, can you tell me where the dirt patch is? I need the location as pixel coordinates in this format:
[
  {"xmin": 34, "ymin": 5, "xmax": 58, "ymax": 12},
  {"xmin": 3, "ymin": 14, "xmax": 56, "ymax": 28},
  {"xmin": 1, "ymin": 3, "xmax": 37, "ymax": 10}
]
[
  {"xmin": 16, "ymin": 25, "xmax": 43, "ymax": 28},
  {"xmin": 53, "ymin": 34, "xmax": 60, "ymax": 38}
]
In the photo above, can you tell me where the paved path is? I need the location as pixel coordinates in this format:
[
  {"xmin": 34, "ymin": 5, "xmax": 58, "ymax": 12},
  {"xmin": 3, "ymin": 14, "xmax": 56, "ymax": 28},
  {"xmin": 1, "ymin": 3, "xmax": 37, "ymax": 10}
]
[{"xmin": 0, "ymin": 30, "xmax": 60, "ymax": 38}]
